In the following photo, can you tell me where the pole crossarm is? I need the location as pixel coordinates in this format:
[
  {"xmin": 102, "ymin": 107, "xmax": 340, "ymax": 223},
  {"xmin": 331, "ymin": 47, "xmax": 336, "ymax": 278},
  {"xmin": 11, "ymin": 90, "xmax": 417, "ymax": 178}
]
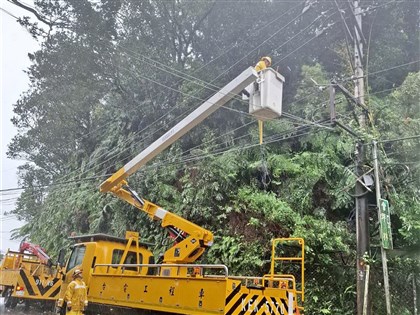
[{"xmin": 334, "ymin": 83, "xmax": 369, "ymax": 112}]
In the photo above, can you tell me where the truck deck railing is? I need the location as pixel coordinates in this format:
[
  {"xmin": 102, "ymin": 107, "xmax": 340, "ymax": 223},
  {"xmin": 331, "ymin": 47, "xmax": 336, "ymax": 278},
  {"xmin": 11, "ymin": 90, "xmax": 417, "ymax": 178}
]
[
  {"xmin": 93, "ymin": 263, "xmax": 229, "ymax": 277},
  {"xmin": 92, "ymin": 263, "xmax": 297, "ymax": 290}
]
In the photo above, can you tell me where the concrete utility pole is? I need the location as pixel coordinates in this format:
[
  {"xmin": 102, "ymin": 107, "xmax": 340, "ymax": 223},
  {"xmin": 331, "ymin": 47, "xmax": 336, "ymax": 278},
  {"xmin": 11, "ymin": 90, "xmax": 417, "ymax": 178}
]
[
  {"xmin": 352, "ymin": 1, "xmax": 370, "ymax": 314},
  {"xmin": 372, "ymin": 141, "xmax": 392, "ymax": 315}
]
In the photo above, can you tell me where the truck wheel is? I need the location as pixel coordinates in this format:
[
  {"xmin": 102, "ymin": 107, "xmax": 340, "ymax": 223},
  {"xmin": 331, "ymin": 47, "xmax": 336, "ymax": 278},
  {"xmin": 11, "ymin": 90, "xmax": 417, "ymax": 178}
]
[
  {"xmin": 4, "ymin": 287, "xmax": 17, "ymax": 309},
  {"xmin": 24, "ymin": 299, "xmax": 31, "ymax": 311},
  {"xmin": 3, "ymin": 288, "xmax": 12, "ymax": 307},
  {"xmin": 55, "ymin": 305, "xmax": 66, "ymax": 315}
]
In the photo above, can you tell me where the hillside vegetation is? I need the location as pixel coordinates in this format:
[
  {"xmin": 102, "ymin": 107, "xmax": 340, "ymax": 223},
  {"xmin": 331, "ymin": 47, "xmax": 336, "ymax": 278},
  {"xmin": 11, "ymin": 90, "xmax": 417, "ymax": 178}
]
[{"xmin": 6, "ymin": 0, "xmax": 419, "ymax": 313}]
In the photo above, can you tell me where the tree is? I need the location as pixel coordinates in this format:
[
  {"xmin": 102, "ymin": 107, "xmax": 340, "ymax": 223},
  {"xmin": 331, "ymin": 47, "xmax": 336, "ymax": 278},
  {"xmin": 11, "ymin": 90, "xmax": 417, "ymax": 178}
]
[{"xmin": 5, "ymin": 1, "xmax": 419, "ymax": 312}]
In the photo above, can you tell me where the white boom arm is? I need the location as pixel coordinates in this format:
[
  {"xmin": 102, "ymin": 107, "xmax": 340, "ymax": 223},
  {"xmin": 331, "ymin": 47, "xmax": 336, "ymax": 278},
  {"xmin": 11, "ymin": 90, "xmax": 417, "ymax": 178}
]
[{"xmin": 101, "ymin": 66, "xmax": 258, "ymax": 192}]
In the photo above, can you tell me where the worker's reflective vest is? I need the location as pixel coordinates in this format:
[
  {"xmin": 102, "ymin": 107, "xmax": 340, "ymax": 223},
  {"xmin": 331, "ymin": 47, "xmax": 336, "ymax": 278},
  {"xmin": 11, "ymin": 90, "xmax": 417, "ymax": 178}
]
[
  {"xmin": 65, "ymin": 278, "xmax": 88, "ymax": 314},
  {"xmin": 255, "ymin": 60, "xmax": 267, "ymax": 72}
]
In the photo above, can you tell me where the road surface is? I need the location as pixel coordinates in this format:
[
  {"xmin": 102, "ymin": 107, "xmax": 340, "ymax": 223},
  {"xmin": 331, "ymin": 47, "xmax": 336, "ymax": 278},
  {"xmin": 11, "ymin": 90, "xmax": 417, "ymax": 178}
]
[{"xmin": 0, "ymin": 297, "xmax": 55, "ymax": 314}]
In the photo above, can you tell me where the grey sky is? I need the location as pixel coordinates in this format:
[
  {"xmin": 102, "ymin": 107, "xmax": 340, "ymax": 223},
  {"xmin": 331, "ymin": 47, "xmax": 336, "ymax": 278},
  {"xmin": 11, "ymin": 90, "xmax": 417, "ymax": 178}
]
[{"xmin": 1, "ymin": 1, "xmax": 40, "ymax": 252}]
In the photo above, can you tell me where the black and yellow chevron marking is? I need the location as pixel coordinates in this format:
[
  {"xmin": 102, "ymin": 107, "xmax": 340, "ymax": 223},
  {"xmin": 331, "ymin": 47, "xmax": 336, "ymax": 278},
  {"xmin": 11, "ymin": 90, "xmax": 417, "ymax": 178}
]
[
  {"xmin": 225, "ymin": 285, "xmax": 297, "ymax": 315},
  {"xmin": 19, "ymin": 269, "xmax": 61, "ymax": 300}
]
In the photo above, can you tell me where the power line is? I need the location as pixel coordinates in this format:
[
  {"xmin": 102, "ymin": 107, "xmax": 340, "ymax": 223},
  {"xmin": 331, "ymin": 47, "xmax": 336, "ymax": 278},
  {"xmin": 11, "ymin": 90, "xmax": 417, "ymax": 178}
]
[
  {"xmin": 114, "ymin": 1, "xmax": 303, "ymax": 99},
  {"xmin": 342, "ymin": 60, "xmax": 420, "ymax": 82},
  {"xmin": 271, "ymin": 10, "xmax": 336, "ymax": 60},
  {"xmin": 135, "ymin": 122, "xmax": 330, "ymax": 177},
  {"xmin": 152, "ymin": 90, "xmax": 332, "ymax": 169},
  {"xmin": 0, "ymin": 117, "xmax": 332, "ymax": 195},
  {"xmin": 6, "ymin": 82, "xmax": 318, "ymax": 197},
  {"xmin": 112, "ymin": 1, "xmax": 305, "ymax": 100},
  {"xmin": 103, "ymin": 3, "xmax": 328, "ymax": 150},
  {"xmin": 71, "ymin": 79, "xmax": 325, "ymax": 184},
  {"xmin": 51, "ymin": 3, "xmax": 313, "ymax": 184},
  {"xmin": 0, "ymin": 7, "xmax": 19, "ymax": 19},
  {"xmin": 117, "ymin": 4, "xmax": 318, "ymax": 112},
  {"xmin": 208, "ymin": 1, "xmax": 307, "ymax": 82},
  {"xmin": 6, "ymin": 0, "xmax": 415, "ymax": 201},
  {"xmin": 155, "ymin": 0, "xmax": 413, "ymax": 2},
  {"xmin": 272, "ymin": 11, "xmax": 338, "ymax": 66},
  {"xmin": 6, "ymin": 0, "xmax": 330, "ymax": 190},
  {"xmin": 0, "ymin": 174, "xmax": 110, "ymax": 193},
  {"xmin": 26, "ymin": 2, "xmax": 307, "ymax": 187},
  {"xmin": 134, "ymin": 116, "xmax": 332, "ymax": 176},
  {"xmin": 378, "ymin": 135, "xmax": 420, "ymax": 144}
]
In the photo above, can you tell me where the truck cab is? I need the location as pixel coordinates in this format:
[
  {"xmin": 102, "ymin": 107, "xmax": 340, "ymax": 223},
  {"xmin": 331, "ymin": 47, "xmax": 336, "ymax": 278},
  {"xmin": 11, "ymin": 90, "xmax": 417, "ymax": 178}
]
[{"xmin": 56, "ymin": 231, "xmax": 154, "ymax": 311}]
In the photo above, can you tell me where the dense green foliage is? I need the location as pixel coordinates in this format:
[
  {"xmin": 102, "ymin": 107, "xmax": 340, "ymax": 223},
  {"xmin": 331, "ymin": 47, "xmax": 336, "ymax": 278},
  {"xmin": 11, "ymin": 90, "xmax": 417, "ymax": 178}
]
[{"xmin": 6, "ymin": 0, "xmax": 419, "ymax": 313}]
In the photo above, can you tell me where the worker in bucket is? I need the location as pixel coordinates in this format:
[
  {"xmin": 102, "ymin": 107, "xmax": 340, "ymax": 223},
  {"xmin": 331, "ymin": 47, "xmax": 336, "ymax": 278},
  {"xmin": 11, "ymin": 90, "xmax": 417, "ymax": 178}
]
[
  {"xmin": 242, "ymin": 56, "xmax": 272, "ymax": 98},
  {"xmin": 255, "ymin": 56, "xmax": 272, "ymax": 72},
  {"xmin": 64, "ymin": 269, "xmax": 88, "ymax": 314}
]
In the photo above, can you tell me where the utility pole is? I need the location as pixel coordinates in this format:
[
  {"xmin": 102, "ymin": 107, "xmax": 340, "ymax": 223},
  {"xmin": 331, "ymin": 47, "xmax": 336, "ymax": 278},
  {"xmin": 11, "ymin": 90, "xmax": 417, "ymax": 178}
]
[
  {"xmin": 352, "ymin": 1, "xmax": 370, "ymax": 314},
  {"xmin": 372, "ymin": 141, "xmax": 392, "ymax": 315}
]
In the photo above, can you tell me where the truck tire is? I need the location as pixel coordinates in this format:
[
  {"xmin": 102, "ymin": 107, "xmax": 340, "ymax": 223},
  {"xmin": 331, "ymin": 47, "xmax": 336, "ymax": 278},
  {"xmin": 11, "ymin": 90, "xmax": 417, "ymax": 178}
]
[
  {"xmin": 24, "ymin": 299, "xmax": 30, "ymax": 311},
  {"xmin": 55, "ymin": 305, "xmax": 66, "ymax": 315},
  {"xmin": 4, "ymin": 287, "xmax": 18, "ymax": 309}
]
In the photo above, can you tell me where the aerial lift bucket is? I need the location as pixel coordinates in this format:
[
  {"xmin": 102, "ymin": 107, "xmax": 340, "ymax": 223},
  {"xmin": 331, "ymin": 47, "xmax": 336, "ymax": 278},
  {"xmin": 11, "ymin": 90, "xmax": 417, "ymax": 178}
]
[{"xmin": 247, "ymin": 68, "xmax": 285, "ymax": 121}]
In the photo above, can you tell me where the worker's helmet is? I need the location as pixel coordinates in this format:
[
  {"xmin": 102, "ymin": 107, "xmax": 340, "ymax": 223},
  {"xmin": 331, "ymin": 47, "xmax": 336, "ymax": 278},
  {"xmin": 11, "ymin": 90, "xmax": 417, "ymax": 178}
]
[
  {"xmin": 73, "ymin": 269, "xmax": 83, "ymax": 278},
  {"xmin": 262, "ymin": 56, "xmax": 272, "ymax": 66}
]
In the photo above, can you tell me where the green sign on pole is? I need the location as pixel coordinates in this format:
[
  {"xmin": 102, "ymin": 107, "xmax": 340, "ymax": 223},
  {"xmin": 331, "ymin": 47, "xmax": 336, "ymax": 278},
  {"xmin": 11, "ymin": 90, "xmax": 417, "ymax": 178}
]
[{"xmin": 379, "ymin": 198, "xmax": 393, "ymax": 249}]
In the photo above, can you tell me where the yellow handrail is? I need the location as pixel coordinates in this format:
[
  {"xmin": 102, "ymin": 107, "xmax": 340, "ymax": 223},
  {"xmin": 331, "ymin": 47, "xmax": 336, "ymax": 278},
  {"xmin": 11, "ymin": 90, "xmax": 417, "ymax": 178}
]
[{"xmin": 270, "ymin": 238, "xmax": 305, "ymax": 307}]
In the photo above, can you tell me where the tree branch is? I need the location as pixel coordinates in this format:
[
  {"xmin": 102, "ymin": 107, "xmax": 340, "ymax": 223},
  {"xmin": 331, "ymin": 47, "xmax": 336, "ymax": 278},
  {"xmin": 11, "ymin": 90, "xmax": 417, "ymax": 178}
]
[{"xmin": 8, "ymin": 0, "xmax": 54, "ymax": 27}]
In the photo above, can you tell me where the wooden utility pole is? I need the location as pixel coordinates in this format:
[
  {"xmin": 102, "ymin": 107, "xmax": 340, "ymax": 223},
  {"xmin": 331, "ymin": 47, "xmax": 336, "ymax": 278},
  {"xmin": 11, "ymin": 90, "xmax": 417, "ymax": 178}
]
[{"xmin": 353, "ymin": 1, "xmax": 370, "ymax": 314}]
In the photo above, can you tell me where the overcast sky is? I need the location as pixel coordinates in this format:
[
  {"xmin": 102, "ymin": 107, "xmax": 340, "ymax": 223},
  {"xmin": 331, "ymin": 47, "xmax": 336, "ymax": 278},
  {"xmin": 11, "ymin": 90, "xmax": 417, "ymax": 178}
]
[{"xmin": 1, "ymin": 1, "xmax": 40, "ymax": 252}]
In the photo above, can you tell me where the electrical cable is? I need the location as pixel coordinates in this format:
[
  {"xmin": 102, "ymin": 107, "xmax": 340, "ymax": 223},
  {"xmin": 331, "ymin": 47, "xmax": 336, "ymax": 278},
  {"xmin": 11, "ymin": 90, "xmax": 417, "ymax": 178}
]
[
  {"xmin": 6, "ymin": 0, "xmax": 414, "ymax": 167},
  {"xmin": 30, "ymin": 1, "xmax": 308, "ymax": 188},
  {"xmin": 377, "ymin": 135, "xmax": 420, "ymax": 144},
  {"xmin": 155, "ymin": 0, "xmax": 413, "ymax": 3},
  {"xmin": 53, "ymin": 3, "xmax": 324, "ymax": 184},
  {"xmin": 151, "ymin": 82, "xmax": 328, "ymax": 160},
  {"xmin": 110, "ymin": 1, "xmax": 306, "ymax": 102},
  {"xmin": 117, "ymin": 8, "xmax": 333, "ymax": 124},
  {"xmin": 187, "ymin": 2, "xmax": 307, "ymax": 92},
  {"xmin": 189, "ymin": 1, "xmax": 301, "ymax": 70},
  {"xmin": 205, "ymin": 1, "xmax": 308, "ymax": 84},
  {"xmin": 2, "ymin": 120, "xmax": 334, "ymax": 228},
  {"xmin": 363, "ymin": 0, "xmax": 411, "ymax": 12},
  {"xmin": 340, "ymin": 60, "xmax": 420, "ymax": 83},
  {"xmin": 151, "ymin": 89, "xmax": 331, "ymax": 169},
  {"xmin": 271, "ymin": 9, "xmax": 335, "ymax": 57},
  {"xmin": 112, "ymin": 1, "xmax": 303, "ymax": 97},
  {"xmin": 6, "ymin": 0, "xmax": 414, "ymax": 212},
  {"xmin": 12, "ymin": 1, "xmax": 324, "ymax": 188},
  {"xmin": 333, "ymin": 0, "xmax": 355, "ymax": 71},
  {"xmin": 272, "ymin": 12, "xmax": 338, "ymax": 67},
  {"xmin": 282, "ymin": 113, "xmax": 334, "ymax": 130},
  {"xmin": 0, "ymin": 117, "xmax": 332, "ymax": 195},
  {"xmin": 0, "ymin": 174, "xmax": 111, "ymax": 193},
  {"xmin": 0, "ymin": 7, "xmax": 19, "ymax": 19},
  {"xmin": 174, "ymin": 88, "xmax": 333, "ymax": 161},
  {"xmin": 11, "ymin": 76, "xmax": 334, "ymax": 198},
  {"xmin": 140, "ymin": 118, "xmax": 332, "ymax": 175}
]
